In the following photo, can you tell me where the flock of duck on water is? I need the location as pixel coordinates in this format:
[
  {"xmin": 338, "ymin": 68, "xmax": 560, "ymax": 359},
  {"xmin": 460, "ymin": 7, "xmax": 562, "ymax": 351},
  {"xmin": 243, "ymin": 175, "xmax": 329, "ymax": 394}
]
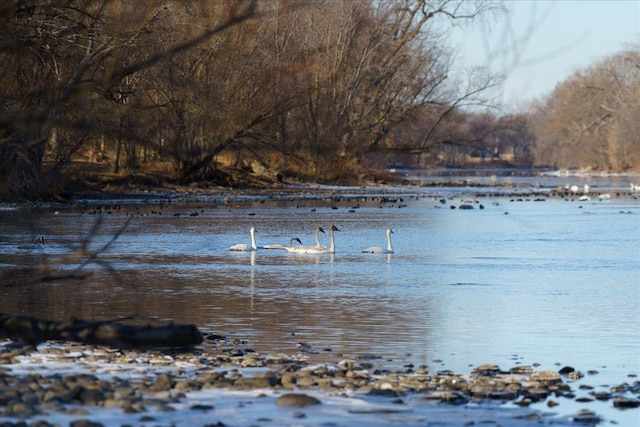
[{"xmin": 229, "ymin": 226, "xmax": 394, "ymax": 254}]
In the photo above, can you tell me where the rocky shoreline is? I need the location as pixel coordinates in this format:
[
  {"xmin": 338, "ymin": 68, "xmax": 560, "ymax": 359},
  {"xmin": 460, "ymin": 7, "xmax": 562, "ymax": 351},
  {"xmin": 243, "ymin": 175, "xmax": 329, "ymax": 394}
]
[{"xmin": 1, "ymin": 336, "xmax": 638, "ymax": 427}]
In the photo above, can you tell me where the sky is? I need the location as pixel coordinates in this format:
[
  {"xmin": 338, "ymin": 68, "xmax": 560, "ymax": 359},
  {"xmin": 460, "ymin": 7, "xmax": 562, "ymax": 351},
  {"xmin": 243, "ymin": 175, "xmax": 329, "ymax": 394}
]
[{"xmin": 452, "ymin": 0, "xmax": 640, "ymax": 110}]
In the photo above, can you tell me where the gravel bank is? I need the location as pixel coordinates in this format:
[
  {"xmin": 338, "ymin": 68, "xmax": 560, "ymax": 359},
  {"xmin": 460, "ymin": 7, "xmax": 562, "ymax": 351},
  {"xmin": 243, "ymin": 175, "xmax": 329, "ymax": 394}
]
[{"xmin": 1, "ymin": 337, "xmax": 638, "ymax": 427}]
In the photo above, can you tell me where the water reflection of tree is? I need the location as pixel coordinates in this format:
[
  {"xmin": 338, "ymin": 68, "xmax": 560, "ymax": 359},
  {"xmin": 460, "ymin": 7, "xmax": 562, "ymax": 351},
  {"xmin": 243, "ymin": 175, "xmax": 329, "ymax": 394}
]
[
  {"xmin": 1, "ymin": 216, "xmax": 132, "ymax": 288},
  {"xmin": 0, "ymin": 214, "xmax": 205, "ymax": 348}
]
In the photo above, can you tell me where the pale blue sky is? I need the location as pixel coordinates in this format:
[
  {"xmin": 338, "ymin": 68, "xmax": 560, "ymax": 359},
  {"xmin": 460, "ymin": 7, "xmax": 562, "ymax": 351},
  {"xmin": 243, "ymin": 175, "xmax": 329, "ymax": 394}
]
[{"xmin": 452, "ymin": 0, "xmax": 640, "ymax": 110}]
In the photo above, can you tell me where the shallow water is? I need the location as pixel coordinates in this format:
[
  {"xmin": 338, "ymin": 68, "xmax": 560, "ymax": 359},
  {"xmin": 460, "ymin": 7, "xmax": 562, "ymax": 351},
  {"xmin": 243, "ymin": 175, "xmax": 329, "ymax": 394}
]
[{"xmin": 1, "ymin": 173, "xmax": 639, "ymax": 425}]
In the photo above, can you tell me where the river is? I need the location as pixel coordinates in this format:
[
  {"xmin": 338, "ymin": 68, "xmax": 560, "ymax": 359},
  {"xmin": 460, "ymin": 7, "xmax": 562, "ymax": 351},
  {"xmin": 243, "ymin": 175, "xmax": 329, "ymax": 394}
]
[{"xmin": 1, "ymin": 170, "xmax": 639, "ymax": 425}]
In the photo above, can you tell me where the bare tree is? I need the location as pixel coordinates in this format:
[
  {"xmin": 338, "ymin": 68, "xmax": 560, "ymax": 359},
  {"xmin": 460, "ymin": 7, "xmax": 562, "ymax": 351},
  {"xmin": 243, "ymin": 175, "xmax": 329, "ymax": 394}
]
[
  {"xmin": 288, "ymin": 0, "xmax": 502, "ymax": 180},
  {"xmin": 529, "ymin": 47, "xmax": 640, "ymax": 171},
  {"xmin": 0, "ymin": 0, "xmax": 257, "ymax": 200},
  {"xmin": 1, "ymin": 0, "xmax": 509, "ymax": 198}
]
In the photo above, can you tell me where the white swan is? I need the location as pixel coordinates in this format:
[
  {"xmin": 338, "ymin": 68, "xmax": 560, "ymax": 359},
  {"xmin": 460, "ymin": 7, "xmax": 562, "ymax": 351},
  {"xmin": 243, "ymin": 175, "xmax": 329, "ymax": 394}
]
[
  {"xmin": 286, "ymin": 225, "xmax": 339, "ymax": 254},
  {"xmin": 362, "ymin": 228, "xmax": 394, "ymax": 254},
  {"xmin": 229, "ymin": 227, "xmax": 258, "ymax": 251},
  {"xmin": 262, "ymin": 243, "xmax": 285, "ymax": 249},
  {"xmin": 18, "ymin": 236, "xmax": 45, "ymax": 250},
  {"xmin": 284, "ymin": 237, "xmax": 303, "ymax": 249},
  {"xmin": 282, "ymin": 227, "xmax": 325, "ymax": 253},
  {"xmin": 264, "ymin": 237, "xmax": 303, "ymax": 250},
  {"xmin": 313, "ymin": 226, "xmax": 326, "ymax": 247},
  {"xmin": 326, "ymin": 225, "xmax": 339, "ymax": 253}
]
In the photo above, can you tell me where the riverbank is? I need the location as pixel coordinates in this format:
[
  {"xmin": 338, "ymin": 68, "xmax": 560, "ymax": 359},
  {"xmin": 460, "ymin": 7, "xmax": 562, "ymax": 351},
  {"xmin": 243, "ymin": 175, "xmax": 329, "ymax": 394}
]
[
  {"xmin": 4, "ymin": 166, "xmax": 639, "ymax": 211},
  {"xmin": 1, "ymin": 337, "xmax": 638, "ymax": 426}
]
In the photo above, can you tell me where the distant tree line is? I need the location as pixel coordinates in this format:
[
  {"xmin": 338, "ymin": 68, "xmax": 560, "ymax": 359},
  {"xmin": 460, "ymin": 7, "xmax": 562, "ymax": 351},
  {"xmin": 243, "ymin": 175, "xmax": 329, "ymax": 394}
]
[
  {"xmin": 380, "ymin": 47, "xmax": 640, "ymax": 172},
  {"xmin": 528, "ymin": 49, "xmax": 640, "ymax": 171},
  {"xmin": 1, "ymin": 1, "xmax": 637, "ymax": 201},
  {"xmin": 385, "ymin": 47, "xmax": 640, "ymax": 172}
]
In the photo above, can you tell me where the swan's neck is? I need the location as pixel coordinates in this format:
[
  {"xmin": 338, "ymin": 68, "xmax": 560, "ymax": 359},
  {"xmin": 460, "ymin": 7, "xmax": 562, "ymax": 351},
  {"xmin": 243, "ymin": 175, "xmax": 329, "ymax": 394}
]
[
  {"xmin": 386, "ymin": 230, "xmax": 393, "ymax": 252},
  {"xmin": 328, "ymin": 229, "xmax": 335, "ymax": 253},
  {"xmin": 315, "ymin": 230, "xmax": 321, "ymax": 247},
  {"xmin": 250, "ymin": 229, "xmax": 257, "ymax": 250}
]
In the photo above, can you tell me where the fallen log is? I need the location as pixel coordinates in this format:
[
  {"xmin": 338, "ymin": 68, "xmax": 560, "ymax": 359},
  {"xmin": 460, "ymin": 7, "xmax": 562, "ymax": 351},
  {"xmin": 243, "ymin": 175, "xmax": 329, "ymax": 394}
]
[{"xmin": 0, "ymin": 312, "xmax": 203, "ymax": 349}]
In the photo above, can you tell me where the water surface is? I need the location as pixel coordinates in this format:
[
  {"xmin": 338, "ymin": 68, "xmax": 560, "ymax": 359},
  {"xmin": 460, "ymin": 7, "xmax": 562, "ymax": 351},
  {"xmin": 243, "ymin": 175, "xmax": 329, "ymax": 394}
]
[{"xmin": 1, "ymin": 173, "xmax": 639, "ymax": 424}]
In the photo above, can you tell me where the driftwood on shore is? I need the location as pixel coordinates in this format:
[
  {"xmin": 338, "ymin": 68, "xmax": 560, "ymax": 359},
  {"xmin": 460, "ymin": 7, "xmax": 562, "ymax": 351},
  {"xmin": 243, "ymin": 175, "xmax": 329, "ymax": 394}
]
[{"xmin": 0, "ymin": 312, "xmax": 203, "ymax": 349}]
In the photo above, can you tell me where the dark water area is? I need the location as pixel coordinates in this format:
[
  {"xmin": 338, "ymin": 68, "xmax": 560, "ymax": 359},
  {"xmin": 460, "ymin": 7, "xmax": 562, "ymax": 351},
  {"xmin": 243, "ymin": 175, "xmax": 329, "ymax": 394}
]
[{"xmin": 1, "ymin": 171, "xmax": 639, "ymax": 424}]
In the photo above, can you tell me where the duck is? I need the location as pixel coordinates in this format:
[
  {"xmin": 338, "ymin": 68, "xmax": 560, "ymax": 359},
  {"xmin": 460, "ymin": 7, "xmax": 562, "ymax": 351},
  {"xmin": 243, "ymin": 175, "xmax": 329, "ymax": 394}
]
[
  {"xmin": 361, "ymin": 228, "xmax": 394, "ymax": 254},
  {"xmin": 18, "ymin": 236, "xmax": 45, "ymax": 250},
  {"xmin": 229, "ymin": 227, "xmax": 258, "ymax": 251}
]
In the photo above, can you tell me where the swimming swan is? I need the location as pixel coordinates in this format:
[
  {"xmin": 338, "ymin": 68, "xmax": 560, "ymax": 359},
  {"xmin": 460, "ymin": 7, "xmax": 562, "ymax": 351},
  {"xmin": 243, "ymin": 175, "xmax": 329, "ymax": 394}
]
[
  {"xmin": 286, "ymin": 225, "xmax": 339, "ymax": 254},
  {"xmin": 18, "ymin": 236, "xmax": 45, "ymax": 250},
  {"xmin": 229, "ymin": 227, "xmax": 258, "ymax": 251},
  {"xmin": 262, "ymin": 243, "xmax": 284, "ymax": 249},
  {"xmin": 284, "ymin": 237, "xmax": 303, "ymax": 249},
  {"xmin": 313, "ymin": 227, "xmax": 325, "ymax": 247},
  {"xmin": 361, "ymin": 228, "xmax": 394, "ymax": 254},
  {"xmin": 282, "ymin": 227, "xmax": 325, "ymax": 253},
  {"xmin": 326, "ymin": 225, "xmax": 339, "ymax": 253},
  {"xmin": 264, "ymin": 237, "xmax": 303, "ymax": 250}
]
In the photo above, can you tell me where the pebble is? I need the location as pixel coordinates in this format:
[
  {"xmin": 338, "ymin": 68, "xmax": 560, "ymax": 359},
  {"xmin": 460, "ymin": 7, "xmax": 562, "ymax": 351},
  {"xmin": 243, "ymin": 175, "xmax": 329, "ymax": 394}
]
[
  {"xmin": 276, "ymin": 393, "xmax": 322, "ymax": 407},
  {"xmin": 529, "ymin": 370, "xmax": 562, "ymax": 384},
  {"xmin": 573, "ymin": 409, "xmax": 600, "ymax": 423},
  {"xmin": 613, "ymin": 397, "xmax": 640, "ymax": 408},
  {"xmin": 471, "ymin": 363, "xmax": 503, "ymax": 376},
  {"xmin": 510, "ymin": 365, "xmax": 533, "ymax": 375}
]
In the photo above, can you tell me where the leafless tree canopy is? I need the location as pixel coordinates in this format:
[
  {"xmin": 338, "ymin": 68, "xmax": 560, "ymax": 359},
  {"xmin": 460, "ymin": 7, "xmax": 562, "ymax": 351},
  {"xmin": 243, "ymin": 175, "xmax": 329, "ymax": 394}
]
[
  {"xmin": 1, "ymin": 1, "xmax": 637, "ymax": 201},
  {"xmin": 0, "ymin": 0, "xmax": 504, "ymax": 199}
]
